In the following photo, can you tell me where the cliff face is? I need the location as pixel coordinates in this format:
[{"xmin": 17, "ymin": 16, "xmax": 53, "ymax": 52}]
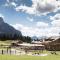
[{"xmin": 0, "ymin": 17, "xmax": 22, "ymax": 37}]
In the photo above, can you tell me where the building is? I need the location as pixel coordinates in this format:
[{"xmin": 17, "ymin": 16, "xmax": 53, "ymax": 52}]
[
  {"xmin": 42, "ymin": 38, "xmax": 60, "ymax": 51},
  {"xmin": 49, "ymin": 38, "xmax": 60, "ymax": 51},
  {"xmin": 18, "ymin": 43, "xmax": 45, "ymax": 50}
]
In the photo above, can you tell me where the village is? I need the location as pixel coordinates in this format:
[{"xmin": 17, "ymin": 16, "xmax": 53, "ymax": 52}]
[
  {"xmin": 0, "ymin": 36, "xmax": 60, "ymax": 56},
  {"xmin": 0, "ymin": 0, "xmax": 60, "ymax": 60}
]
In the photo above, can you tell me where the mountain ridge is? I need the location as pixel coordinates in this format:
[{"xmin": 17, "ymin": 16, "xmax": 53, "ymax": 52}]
[{"xmin": 0, "ymin": 17, "xmax": 22, "ymax": 40}]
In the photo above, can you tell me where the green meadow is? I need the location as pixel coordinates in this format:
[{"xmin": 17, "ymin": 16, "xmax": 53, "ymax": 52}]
[
  {"xmin": 0, "ymin": 41, "xmax": 60, "ymax": 60},
  {"xmin": 0, "ymin": 52, "xmax": 60, "ymax": 60}
]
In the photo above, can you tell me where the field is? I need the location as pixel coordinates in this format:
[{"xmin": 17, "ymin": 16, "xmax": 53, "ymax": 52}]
[
  {"xmin": 0, "ymin": 52, "xmax": 60, "ymax": 60},
  {"xmin": 0, "ymin": 54, "xmax": 60, "ymax": 60},
  {"xmin": 0, "ymin": 41, "xmax": 60, "ymax": 60}
]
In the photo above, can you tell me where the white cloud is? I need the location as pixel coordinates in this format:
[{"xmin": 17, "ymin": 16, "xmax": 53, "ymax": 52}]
[
  {"xmin": 49, "ymin": 13, "xmax": 60, "ymax": 36},
  {"xmin": 50, "ymin": 13, "xmax": 60, "ymax": 20},
  {"xmin": 5, "ymin": 0, "xmax": 17, "ymax": 7},
  {"xmin": 12, "ymin": 24, "xmax": 35, "ymax": 36},
  {"xmin": 0, "ymin": 14, "xmax": 4, "ymax": 18},
  {"xmin": 36, "ymin": 22, "xmax": 49, "ymax": 28},
  {"xmin": 15, "ymin": 0, "xmax": 60, "ymax": 15},
  {"xmin": 11, "ymin": 2, "xmax": 17, "ymax": 7},
  {"xmin": 27, "ymin": 17, "xmax": 34, "ymax": 22},
  {"xmin": 50, "ymin": 13, "xmax": 60, "ymax": 27},
  {"xmin": 15, "ymin": 5, "xmax": 36, "ymax": 14},
  {"xmin": 52, "ymin": 20, "xmax": 60, "ymax": 27},
  {"xmin": 8, "ymin": 0, "xmax": 60, "ymax": 37},
  {"xmin": 12, "ymin": 22, "xmax": 60, "ymax": 37}
]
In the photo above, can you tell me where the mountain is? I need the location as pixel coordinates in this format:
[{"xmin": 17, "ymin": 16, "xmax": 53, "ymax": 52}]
[
  {"xmin": 0, "ymin": 17, "xmax": 22, "ymax": 39},
  {"xmin": 32, "ymin": 36, "xmax": 48, "ymax": 40},
  {"xmin": 32, "ymin": 36, "xmax": 38, "ymax": 40}
]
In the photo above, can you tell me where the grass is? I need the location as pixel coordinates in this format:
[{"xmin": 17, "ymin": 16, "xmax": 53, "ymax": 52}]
[
  {"xmin": 0, "ymin": 52, "xmax": 60, "ymax": 60},
  {"xmin": 32, "ymin": 50, "xmax": 48, "ymax": 54},
  {"xmin": 0, "ymin": 40, "xmax": 13, "ymax": 45},
  {"xmin": 0, "ymin": 41, "xmax": 60, "ymax": 60}
]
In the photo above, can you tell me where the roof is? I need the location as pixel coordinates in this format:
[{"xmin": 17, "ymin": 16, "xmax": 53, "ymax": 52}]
[
  {"xmin": 18, "ymin": 43, "xmax": 44, "ymax": 47},
  {"xmin": 32, "ymin": 41, "xmax": 42, "ymax": 44}
]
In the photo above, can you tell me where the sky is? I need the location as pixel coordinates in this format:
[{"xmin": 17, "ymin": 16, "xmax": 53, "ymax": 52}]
[{"xmin": 0, "ymin": 0, "xmax": 60, "ymax": 37}]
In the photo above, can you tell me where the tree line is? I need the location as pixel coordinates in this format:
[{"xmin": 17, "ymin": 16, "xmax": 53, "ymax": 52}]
[{"xmin": 0, "ymin": 33, "xmax": 32, "ymax": 43}]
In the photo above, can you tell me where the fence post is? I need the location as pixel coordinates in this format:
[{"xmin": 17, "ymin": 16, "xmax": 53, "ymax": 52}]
[
  {"xmin": 2, "ymin": 49, "xmax": 3, "ymax": 55},
  {"xmin": 7, "ymin": 47, "xmax": 8, "ymax": 54}
]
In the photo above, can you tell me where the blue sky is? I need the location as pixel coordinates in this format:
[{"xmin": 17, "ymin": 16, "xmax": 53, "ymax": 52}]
[{"xmin": 0, "ymin": 0, "xmax": 60, "ymax": 37}]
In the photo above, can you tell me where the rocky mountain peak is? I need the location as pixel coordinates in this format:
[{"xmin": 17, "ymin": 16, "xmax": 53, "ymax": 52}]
[{"xmin": 0, "ymin": 17, "xmax": 4, "ymax": 23}]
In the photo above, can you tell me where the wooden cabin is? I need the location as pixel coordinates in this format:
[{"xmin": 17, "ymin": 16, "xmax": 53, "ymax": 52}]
[
  {"xmin": 43, "ymin": 38, "xmax": 60, "ymax": 51},
  {"xmin": 49, "ymin": 38, "xmax": 60, "ymax": 51},
  {"xmin": 18, "ymin": 43, "xmax": 45, "ymax": 50}
]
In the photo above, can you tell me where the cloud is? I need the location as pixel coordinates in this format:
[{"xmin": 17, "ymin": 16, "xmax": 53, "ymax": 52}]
[
  {"xmin": 36, "ymin": 22, "xmax": 49, "ymax": 28},
  {"xmin": 50, "ymin": 13, "xmax": 60, "ymax": 27},
  {"xmin": 3, "ymin": 0, "xmax": 60, "ymax": 15},
  {"xmin": 4, "ymin": 0, "xmax": 60, "ymax": 37},
  {"xmin": 15, "ymin": 0, "xmax": 60, "ymax": 15},
  {"xmin": 12, "ymin": 24, "xmax": 35, "ymax": 36},
  {"xmin": 12, "ymin": 22, "xmax": 60, "ymax": 37},
  {"xmin": 5, "ymin": 0, "xmax": 17, "ymax": 7},
  {"xmin": 11, "ymin": 2, "xmax": 17, "ymax": 7},
  {"xmin": 52, "ymin": 20, "xmax": 60, "ymax": 27},
  {"xmin": 0, "ymin": 14, "xmax": 4, "ymax": 18},
  {"xmin": 50, "ymin": 13, "xmax": 60, "ymax": 20},
  {"xmin": 27, "ymin": 17, "xmax": 34, "ymax": 22},
  {"xmin": 15, "ymin": 5, "xmax": 36, "ymax": 14},
  {"xmin": 12, "ymin": 13, "xmax": 60, "ymax": 37}
]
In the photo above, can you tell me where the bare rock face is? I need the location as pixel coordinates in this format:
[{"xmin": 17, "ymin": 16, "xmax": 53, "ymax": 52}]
[
  {"xmin": 0, "ymin": 17, "xmax": 22, "ymax": 37},
  {"xmin": 0, "ymin": 17, "xmax": 4, "ymax": 23}
]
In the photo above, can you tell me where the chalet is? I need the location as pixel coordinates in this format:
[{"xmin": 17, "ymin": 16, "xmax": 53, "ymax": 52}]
[
  {"xmin": 18, "ymin": 43, "xmax": 45, "ymax": 50},
  {"xmin": 42, "ymin": 38, "xmax": 60, "ymax": 51},
  {"xmin": 48, "ymin": 38, "xmax": 60, "ymax": 51}
]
